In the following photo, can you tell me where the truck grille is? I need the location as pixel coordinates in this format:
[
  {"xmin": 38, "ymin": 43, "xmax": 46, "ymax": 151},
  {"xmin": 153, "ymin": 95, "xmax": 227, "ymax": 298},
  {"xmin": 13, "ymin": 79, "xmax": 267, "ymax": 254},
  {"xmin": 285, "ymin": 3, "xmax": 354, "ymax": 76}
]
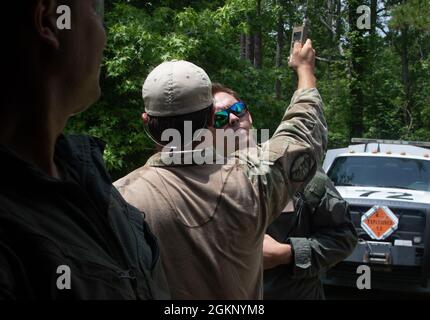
[
  {"xmin": 349, "ymin": 205, "xmax": 427, "ymax": 245},
  {"xmin": 326, "ymin": 263, "xmax": 426, "ymax": 288}
]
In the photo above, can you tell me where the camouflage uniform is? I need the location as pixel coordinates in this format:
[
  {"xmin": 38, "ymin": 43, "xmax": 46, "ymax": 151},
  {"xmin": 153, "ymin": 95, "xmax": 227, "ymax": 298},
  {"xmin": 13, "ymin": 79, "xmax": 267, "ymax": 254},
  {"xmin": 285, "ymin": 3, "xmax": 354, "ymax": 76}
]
[
  {"xmin": 115, "ymin": 88, "xmax": 327, "ymax": 299},
  {"xmin": 264, "ymin": 169, "xmax": 358, "ymax": 300}
]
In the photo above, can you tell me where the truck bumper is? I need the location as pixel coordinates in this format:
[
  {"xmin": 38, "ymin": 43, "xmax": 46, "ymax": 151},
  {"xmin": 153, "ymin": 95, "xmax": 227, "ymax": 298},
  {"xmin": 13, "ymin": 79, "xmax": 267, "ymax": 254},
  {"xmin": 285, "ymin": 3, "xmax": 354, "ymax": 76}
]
[{"xmin": 322, "ymin": 241, "xmax": 430, "ymax": 293}]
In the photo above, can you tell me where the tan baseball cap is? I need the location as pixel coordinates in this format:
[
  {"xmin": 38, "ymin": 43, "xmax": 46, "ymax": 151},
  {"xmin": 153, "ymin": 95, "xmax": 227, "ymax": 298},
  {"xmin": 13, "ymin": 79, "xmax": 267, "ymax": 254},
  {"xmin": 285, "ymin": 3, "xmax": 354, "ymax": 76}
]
[{"xmin": 142, "ymin": 60, "xmax": 213, "ymax": 117}]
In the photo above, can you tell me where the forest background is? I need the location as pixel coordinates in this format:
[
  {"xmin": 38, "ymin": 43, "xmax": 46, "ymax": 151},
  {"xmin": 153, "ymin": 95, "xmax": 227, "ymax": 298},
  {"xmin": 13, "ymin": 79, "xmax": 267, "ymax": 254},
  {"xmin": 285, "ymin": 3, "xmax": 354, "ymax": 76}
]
[{"xmin": 65, "ymin": 0, "xmax": 430, "ymax": 179}]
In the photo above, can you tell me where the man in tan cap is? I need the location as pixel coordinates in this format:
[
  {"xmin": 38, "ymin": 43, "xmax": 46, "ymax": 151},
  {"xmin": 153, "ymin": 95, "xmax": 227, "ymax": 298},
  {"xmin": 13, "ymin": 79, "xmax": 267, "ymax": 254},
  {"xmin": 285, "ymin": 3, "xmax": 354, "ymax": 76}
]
[{"xmin": 115, "ymin": 40, "xmax": 327, "ymax": 299}]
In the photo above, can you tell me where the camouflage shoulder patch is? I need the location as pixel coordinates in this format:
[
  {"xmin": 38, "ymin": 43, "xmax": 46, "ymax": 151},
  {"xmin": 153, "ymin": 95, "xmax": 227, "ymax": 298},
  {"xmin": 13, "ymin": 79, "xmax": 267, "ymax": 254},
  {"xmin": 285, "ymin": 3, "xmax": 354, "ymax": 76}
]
[{"xmin": 290, "ymin": 153, "xmax": 314, "ymax": 182}]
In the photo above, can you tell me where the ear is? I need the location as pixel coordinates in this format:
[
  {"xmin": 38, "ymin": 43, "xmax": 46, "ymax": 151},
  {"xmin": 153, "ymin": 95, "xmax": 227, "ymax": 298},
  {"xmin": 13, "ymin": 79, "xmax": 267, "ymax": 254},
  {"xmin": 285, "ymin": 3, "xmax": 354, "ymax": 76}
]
[
  {"xmin": 248, "ymin": 111, "xmax": 253, "ymax": 126},
  {"xmin": 142, "ymin": 112, "xmax": 149, "ymax": 124},
  {"xmin": 34, "ymin": 0, "xmax": 61, "ymax": 51}
]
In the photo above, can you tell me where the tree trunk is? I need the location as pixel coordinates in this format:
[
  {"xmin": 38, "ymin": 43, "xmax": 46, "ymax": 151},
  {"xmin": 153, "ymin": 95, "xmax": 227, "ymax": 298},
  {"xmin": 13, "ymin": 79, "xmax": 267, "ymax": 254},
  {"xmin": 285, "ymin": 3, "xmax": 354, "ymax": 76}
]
[
  {"xmin": 254, "ymin": 0, "xmax": 263, "ymax": 69},
  {"xmin": 336, "ymin": 0, "xmax": 344, "ymax": 56},
  {"xmin": 275, "ymin": 6, "xmax": 284, "ymax": 100},
  {"xmin": 348, "ymin": 0, "xmax": 366, "ymax": 138},
  {"xmin": 327, "ymin": 0, "xmax": 335, "ymax": 41},
  {"xmin": 254, "ymin": 34, "xmax": 262, "ymax": 69},
  {"xmin": 370, "ymin": 0, "xmax": 377, "ymax": 37},
  {"xmin": 246, "ymin": 14, "xmax": 255, "ymax": 63},
  {"xmin": 240, "ymin": 34, "xmax": 247, "ymax": 60},
  {"xmin": 400, "ymin": 26, "xmax": 412, "ymax": 130},
  {"xmin": 246, "ymin": 35, "xmax": 255, "ymax": 63}
]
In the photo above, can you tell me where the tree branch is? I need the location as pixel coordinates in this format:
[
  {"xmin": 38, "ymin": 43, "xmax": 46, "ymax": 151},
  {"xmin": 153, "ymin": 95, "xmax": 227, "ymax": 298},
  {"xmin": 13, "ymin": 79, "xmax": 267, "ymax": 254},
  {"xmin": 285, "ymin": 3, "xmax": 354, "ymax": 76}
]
[
  {"xmin": 376, "ymin": 23, "xmax": 389, "ymax": 37},
  {"xmin": 316, "ymin": 55, "xmax": 345, "ymax": 63},
  {"xmin": 319, "ymin": 16, "xmax": 336, "ymax": 35}
]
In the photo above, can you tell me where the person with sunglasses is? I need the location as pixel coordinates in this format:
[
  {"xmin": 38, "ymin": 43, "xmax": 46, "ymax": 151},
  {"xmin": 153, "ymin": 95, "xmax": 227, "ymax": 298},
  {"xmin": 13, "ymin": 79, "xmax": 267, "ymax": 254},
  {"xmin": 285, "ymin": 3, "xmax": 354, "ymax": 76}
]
[
  {"xmin": 0, "ymin": 0, "xmax": 169, "ymax": 300},
  {"xmin": 212, "ymin": 81, "xmax": 357, "ymax": 301},
  {"xmin": 212, "ymin": 85, "xmax": 256, "ymax": 157},
  {"xmin": 115, "ymin": 39, "xmax": 327, "ymax": 299},
  {"xmin": 213, "ymin": 100, "xmax": 249, "ymax": 129}
]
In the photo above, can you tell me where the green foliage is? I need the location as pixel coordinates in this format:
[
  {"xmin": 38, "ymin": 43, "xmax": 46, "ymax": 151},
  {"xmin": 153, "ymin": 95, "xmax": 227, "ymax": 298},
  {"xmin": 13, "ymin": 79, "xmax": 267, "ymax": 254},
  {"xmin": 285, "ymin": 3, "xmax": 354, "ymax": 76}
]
[
  {"xmin": 66, "ymin": 0, "xmax": 430, "ymax": 179},
  {"xmin": 390, "ymin": 0, "xmax": 430, "ymax": 30}
]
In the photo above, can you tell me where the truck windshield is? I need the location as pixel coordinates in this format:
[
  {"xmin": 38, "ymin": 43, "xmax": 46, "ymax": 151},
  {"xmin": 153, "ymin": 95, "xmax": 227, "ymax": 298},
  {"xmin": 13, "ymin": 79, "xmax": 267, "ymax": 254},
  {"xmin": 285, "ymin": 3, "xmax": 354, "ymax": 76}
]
[{"xmin": 328, "ymin": 156, "xmax": 430, "ymax": 192}]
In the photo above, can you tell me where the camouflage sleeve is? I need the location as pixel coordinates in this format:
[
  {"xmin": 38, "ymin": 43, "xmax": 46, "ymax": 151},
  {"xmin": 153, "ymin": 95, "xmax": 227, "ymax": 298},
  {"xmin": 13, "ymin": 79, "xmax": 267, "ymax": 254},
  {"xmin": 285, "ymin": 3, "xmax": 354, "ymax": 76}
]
[
  {"xmin": 288, "ymin": 173, "xmax": 358, "ymax": 279},
  {"xmin": 274, "ymin": 88, "xmax": 328, "ymax": 165},
  {"xmin": 251, "ymin": 88, "xmax": 328, "ymax": 225}
]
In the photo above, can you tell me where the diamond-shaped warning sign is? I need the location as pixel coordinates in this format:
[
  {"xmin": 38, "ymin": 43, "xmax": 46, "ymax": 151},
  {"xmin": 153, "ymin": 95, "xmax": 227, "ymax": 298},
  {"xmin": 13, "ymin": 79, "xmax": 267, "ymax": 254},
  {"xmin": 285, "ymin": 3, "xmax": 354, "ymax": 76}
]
[{"xmin": 361, "ymin": 206, "xmax": 399, "ymax": 240}]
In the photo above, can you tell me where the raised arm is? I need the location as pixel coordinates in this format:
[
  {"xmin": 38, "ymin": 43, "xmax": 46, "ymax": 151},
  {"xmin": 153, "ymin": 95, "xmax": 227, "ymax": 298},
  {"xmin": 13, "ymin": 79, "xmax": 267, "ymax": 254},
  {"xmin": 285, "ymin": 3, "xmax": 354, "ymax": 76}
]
[{"xmin": 255, "ymin": 39, "xmax": 328, "ymax": 224}]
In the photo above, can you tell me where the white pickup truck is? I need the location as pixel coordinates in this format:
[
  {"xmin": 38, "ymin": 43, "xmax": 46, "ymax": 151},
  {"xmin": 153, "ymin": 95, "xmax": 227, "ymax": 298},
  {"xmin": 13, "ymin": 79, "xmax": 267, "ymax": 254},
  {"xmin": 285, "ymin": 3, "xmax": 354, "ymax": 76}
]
[{"xmin": 322, "ymin": 139, "xmax": 430, "ymax": 292}]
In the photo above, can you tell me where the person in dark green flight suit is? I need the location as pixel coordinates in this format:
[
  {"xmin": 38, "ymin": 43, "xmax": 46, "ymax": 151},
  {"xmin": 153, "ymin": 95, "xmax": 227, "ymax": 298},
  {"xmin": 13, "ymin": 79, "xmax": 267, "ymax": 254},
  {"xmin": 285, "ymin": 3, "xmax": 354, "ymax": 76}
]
[{"xmin": 263, "ymin": 169, "xmax": 358, "ymax": 299}]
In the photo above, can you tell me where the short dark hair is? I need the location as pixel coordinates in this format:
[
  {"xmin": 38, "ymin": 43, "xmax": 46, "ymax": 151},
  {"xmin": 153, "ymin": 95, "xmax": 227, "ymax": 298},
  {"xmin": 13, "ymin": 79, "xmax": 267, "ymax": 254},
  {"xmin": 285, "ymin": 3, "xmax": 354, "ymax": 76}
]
[
  {"xmin": 212, "ymin": 83, "xmax": 242, "ymax": 101},
  {"xmin": 147, "ymin": 105, "xmax": 213, "ymax": 145}
]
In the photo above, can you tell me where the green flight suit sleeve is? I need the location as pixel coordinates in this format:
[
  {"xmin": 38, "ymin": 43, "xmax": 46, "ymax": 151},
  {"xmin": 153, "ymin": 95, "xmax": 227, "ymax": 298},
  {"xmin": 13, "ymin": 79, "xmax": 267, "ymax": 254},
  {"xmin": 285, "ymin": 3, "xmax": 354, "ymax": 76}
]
[{"xmin": 288, "ymin": 172, "xmax": 358, "ymax": 279}]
